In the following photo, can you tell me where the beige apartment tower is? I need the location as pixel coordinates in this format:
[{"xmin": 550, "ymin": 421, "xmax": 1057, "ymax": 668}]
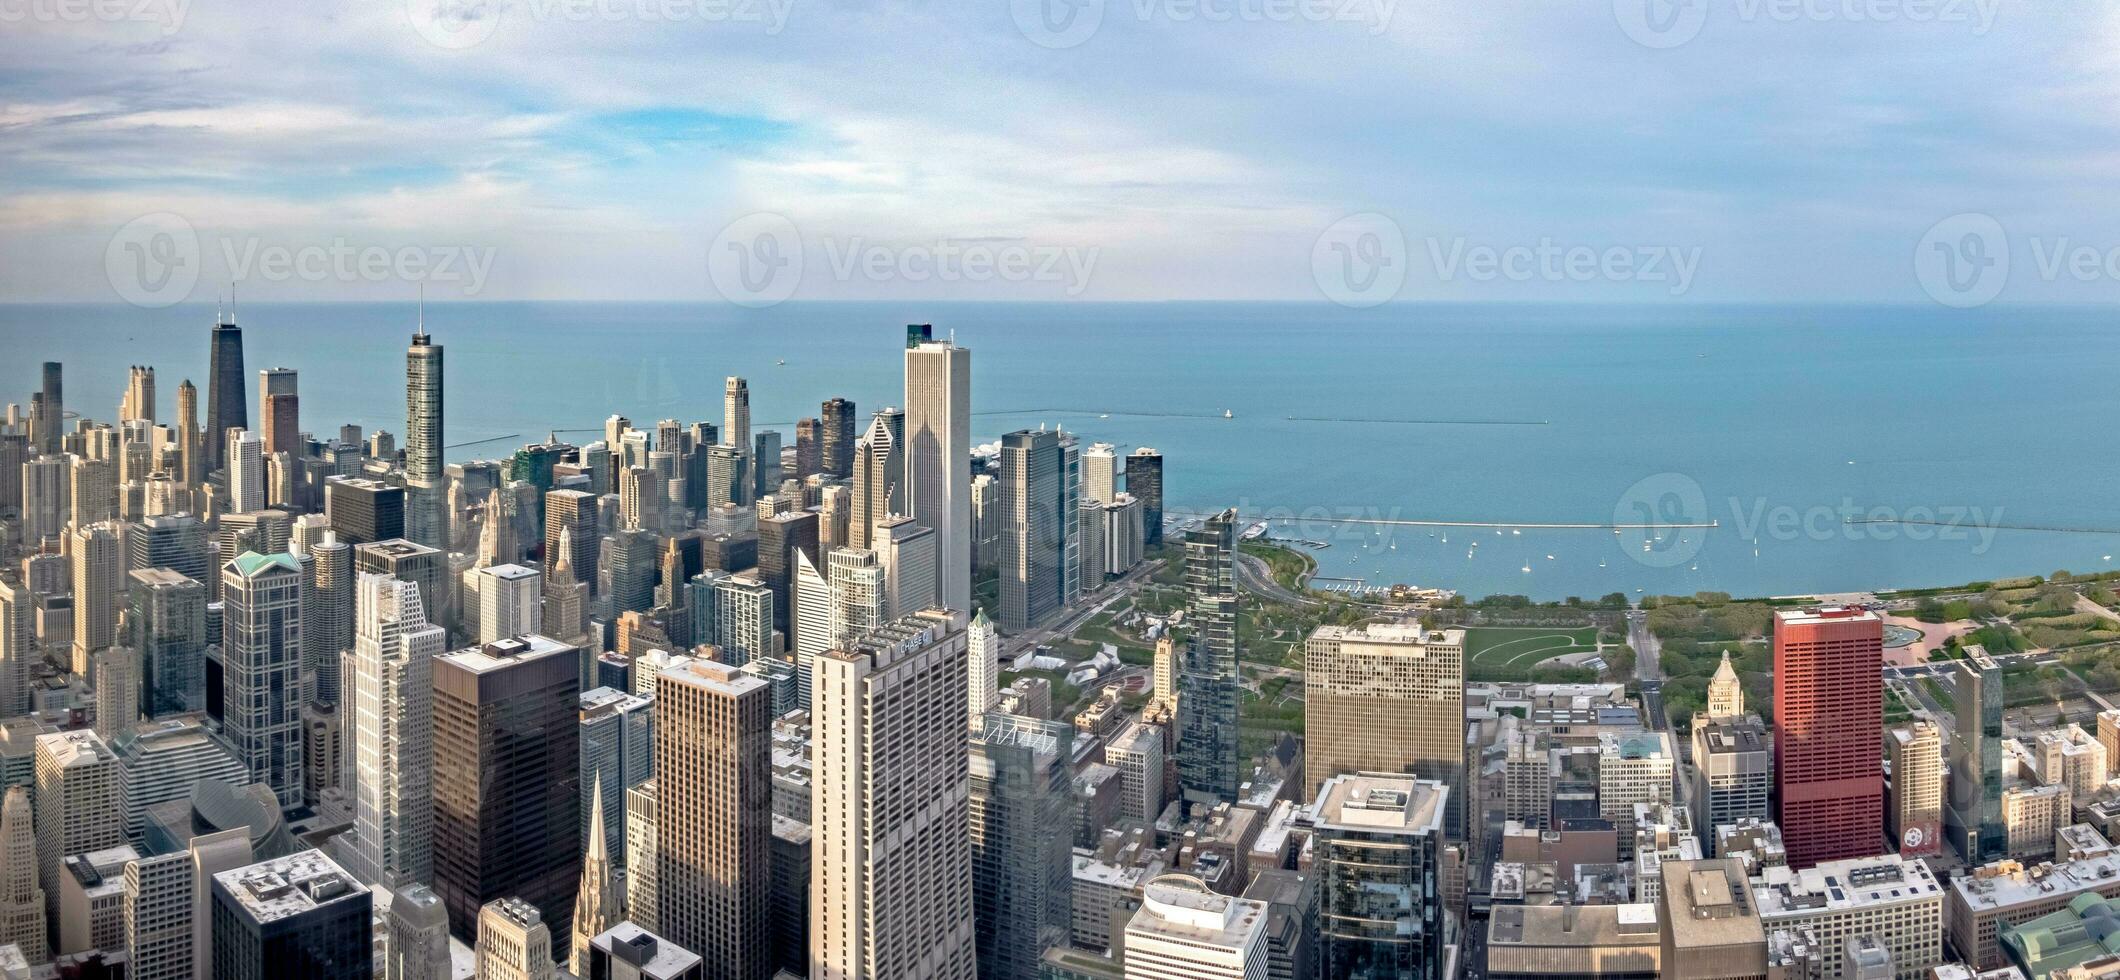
[
  {"xmin": 653, "ymin": 660, "xmax": 773, "ymax": 980},
  {"xmin": 1304, "ymin": 623, "xmax": 1466, "ymax": 835},
  {"xmin": 1886, "ymin": 722, "xmax": 1944, "ymax": 857},
  {"xmin": 810, "ymin": 609, "xmax": 977, "ymax": 980}
]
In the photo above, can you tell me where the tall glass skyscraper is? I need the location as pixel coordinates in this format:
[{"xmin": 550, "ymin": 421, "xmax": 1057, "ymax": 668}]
[
  {"xmin": 405, "ymin": 327, "xmax": 446, "ymax": 549},
  {"xmin": 206, "ymin": 319, "xmax": 246, "ymax": 474},
  {"xmin": 1948, "ymin": 649, "xmax": 2006, "ymax": 863},
  {"xmin": 1177, "ymin": 508, "xmax": 1241, "ymax": 807}
]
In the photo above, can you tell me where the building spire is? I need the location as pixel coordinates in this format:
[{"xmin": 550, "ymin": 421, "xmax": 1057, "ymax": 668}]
[
  {"xmin": 571, "ymin": 775, "xmax": 620, "ymax": 975},
  {"xmin": 415, "ymin": 282, "xmax": 426, "ymax": 341}
]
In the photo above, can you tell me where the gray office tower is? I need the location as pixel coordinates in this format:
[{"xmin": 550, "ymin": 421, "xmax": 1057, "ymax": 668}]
[
  {"xmin": 970, "ymin": 713, "xmax": 1075, "ymax": 980},
  {"xmin": 1947, "ymin": 650, "xmax": 2006, "ymax": 863},
  {"xmin": 208, "ymin": 319, "xmax": 246, "ymax": 474},
  {"xmin": 1177, "ymin": 508, "xmax": 1242, "ymax": 807},
  {"xmin": 405, "ymin": 328, "xmax": 447, "ymax": 550},
  {"xmin": 821, "ymin": 397, "xmax": 856, "ymax": 478},
  {"xmin": 129, "ymin": 513, "xmax": 211, "ymax": 585},
  {"xmin": 1125, "ymin": 448, "xmax": 1164, "ymax": 547},
  {"xmin": 305, "ymin": 534, "xmax": 354, "ymax": 706},
  {"xmin": 325, "ymin": 477, "xmax": 406, "ymax": 544},
  {"xmin": 210, "ymin": 849, "xmax": 373, "ymax": 980},
  {"xmin": 997, "ymin": 430, "xmax": 1064, "ymax": 633},
  {"xmin": 130, "ymin": 568, "xmax": 207, "ymax": 716},
  {"xmin": 432, "ymin": 635, "xmax": 581, "ymax": 944}
]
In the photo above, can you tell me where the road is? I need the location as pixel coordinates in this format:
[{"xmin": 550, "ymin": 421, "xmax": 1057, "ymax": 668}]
[
  {"xmin": 1626, "ymin": 609, "xmax": 1669, "ymax": 733},
  {"xmin": 1234, "ymin": 551, "xmax": 1318, "ymax": 606},
  {"xmin": 999, "ymin": 560, "xmax": 1165, "ymax": 660}
]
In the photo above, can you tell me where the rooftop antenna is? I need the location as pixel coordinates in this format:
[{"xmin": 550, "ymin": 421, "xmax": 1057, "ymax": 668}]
[
  {"xmin": 416, "ymin": 282, "xmax": 426, "ymax": 340},
  {"xmin": 229, "ymin": 282, "xmax": 236, "ymax": 323}
]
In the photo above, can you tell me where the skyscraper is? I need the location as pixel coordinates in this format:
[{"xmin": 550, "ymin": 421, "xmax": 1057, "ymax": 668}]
[
  {"xmin": 724, "ymin": 377, "xmax": 751, "ymax": 458},
  {"xmin": 228, "ymin": 429, "xmax": 265, "ymax": 513},
  {"xmin": 969, "ymin": 712, "xmax": 1075, "ymax": 980},
  {"xmin": 432, "ymin": 634, "xmax": 580, "ymax": 943},
  {"xmin": 175, "ymin": 379, "xmax": 201, "ymax": 487},
  {"xmin": 821, "ymin": 397, "xmax": 856, "ymax": 478},
  {"xmin": 305, "ymin": 532, "xmax": 354, "ymax": 706},
  {"xmin": 406, "ymin": 327, "xmax": 446, "ymax": 549},
  {"xmin": 1887, "ymin": 721, "xmax": 1944, "ymax": 858},
  {"xmin": 474, "ymin": 897, "xmax": 555, "ymax": 980},
  {"xmin": 791, "ymin": 549, "xmax": 832, "ymax": 704},
  {"xmin": 220, "ymin": 552, "xmax": 306, "ymax": 806},
  {"xmin": 544, "ymin": 489, "xmax": 600, "ymax": 592},
  {"xmin": 386, "ymin": 883, "xmax": 453, "ymax": 980},
  {"xmin": 349, "ymin": 573, "xmax": 446, "ymax": 889},
  {"xmin": 124, "ymin": 365, "xmax": 157, "ymax": 425},
  {"xmin": 1772, "ymin": 606, "xmax": 1885, "ymax": 868},
  {"xmin": 71, "ymin": 520, "xmax": 125, "ymax": 675},
  {"xmin": 578, "ymin": 687, "xmax": 653, "ymax": 869},
  {"xmin": 1303, "ymin": 623, "xmax": 1466, "ymax": 837},
  {"xmin": 1312, "ymin": 773, "xmax": 1446, "ymax": 980},
  {"xmin": 1123, "ymin": 874, "xmax": 1267, "ymax": 980},
  {"xmin": 209, "ymin": 850, "xmax": 372, "ymax": 980},
  {"xmin": 32, "ymin": 360, "xmax": 64, "ymax": 455},
  {"xmin": 997, "ymin": 429, "xmax": 1063, "ymax": 633},
  {"xmin": 967, "ymin": 608, "xmax": 998, "ymax": 725},
  {"xmin": 849, "ymin": 412, "xmax": 903, "ymax": 551},
  {"xmin": 653, "ymin": 660, "xmax": 772, "ymax": 980},
  {"xmin": 35, "ymin": 730, "xmax": 124, "ymax": 935},
  {"xmin": 325, "ymin": 477, "xmax": 406, "ymax": 544},
  {"xmin": 903, "ymin": 327, "xmax": 971, "ymax": 612},
  {"xmin": 873, "ymin": 515, "xmax": 936, "ymax": 620},
  {"xmin": 811, "ymin": 610, "xmax": 976, "ymax": 980},
  {"xmin": 1177, "ymin": 508, "xmax": 1242, "ymax": 808},
  {"xmin": 1948, "ymin": 649, "xmax": 2006, "ymax": 863},
  {"xmin": 758, "ymin": 510, "xmax": 818, "ymax": 636},
  {"xmin": 0, "ymin": 785, "xmax": 47, "ymax": 966},
  {"xmin": 1126, "ymin": 448, "xmax": 1164, "ymax": 547},
  {"xmin": 207, "ymin": 319, "xmax": 246, "ymax": 475},
  {"xmin": 258, "ymin": 368, "xmax": 299, "ymax": 457}
]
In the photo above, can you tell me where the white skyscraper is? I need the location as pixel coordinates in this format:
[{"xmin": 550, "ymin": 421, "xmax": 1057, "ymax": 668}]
[
  {"xmin": 903, "ymin": 329, "xmax": 971, "ymax": 612},
  {"xmin": 1083, "ymin": 442, "xmax": 1119, "ymax": 504},
  {"xmin": 348, "ymin": 572, "xmax": 445, "ymax": 888},
  {"xmin": 827, "ymin": 548, "xmax": 885, "ymax": 650},
  {"xmin": 1123, "ymin": 875, "xmax": 1267, "ymax": 980},
  {"xmin": 474, "ymin": 563, "xmax": 543, "ymax": 644},
  {"xmin": 35, "ymin": 730, "xmax": 124, "ymax": 932},
  {"xmin": 811, "ymin": 609, "xmax": 976, "ymax": 980},
  {"xmin": 123, "ymin": 849, "xmax": 194, "ymax": 980},
  {"xmin": 792, "ymin": 549, "xmax": 834, "ymax": 703},
  {"xmin": 71, "ymin": 521, "xmax": 125, "ymax": 676},
  {"xmin": 474, "ymin": 897, "xmax": 556, "ymax": 980},
  {"xmin": 874, "ymin": 515, "xmax": 937, "ymax": 620},
  {"xmin": 227, "ymin": 429, "xmax": 264, "ymax": 514},
  {"xmin": 967, "ymin": 608, "xmax": 998, "ymax": 725}
]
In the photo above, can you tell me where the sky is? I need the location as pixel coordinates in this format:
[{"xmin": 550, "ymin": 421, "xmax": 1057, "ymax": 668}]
[{"xmin": 2, "ymin": 0, "xmax": 2116, "ymax": 305}]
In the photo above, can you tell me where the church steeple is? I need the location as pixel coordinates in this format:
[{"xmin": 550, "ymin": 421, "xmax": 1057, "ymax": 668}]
[{"xmin": 570, "ymin": 776, "xmax": 622, "ymax": 975}]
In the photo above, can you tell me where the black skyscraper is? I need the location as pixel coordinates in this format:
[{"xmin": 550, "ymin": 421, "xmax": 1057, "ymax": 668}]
[
  {"xmin": 821, "ymin": 396, "xmax": 856, "ymax": 478},
  {"xmin": 207, "ymin": 320, "xmax": 247, "ymax": 474},
  {"xmin": 1125, "ymin": 448, "xmax": 1164, "ymax": 547}
]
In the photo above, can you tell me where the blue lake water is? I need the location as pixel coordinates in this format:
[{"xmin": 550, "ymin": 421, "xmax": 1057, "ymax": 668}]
[{"xmin": 5, "ymin": 300, "xmax": 2117, "ymax": 601}]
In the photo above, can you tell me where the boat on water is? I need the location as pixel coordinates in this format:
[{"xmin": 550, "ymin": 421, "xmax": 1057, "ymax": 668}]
[{"xmin": 1223, "ymin": 409, "xmax": 1234, "ymax": 419}]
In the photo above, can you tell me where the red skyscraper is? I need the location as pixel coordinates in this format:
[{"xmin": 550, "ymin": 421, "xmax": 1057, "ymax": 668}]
[{"xmin": 1773, "ymin": 606, "xmax": 1885, "ymax": 868}]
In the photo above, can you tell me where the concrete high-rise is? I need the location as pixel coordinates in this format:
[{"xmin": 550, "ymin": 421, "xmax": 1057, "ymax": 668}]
[
  {"xmin": 758, "ymin": 510, "xmax": 818, "ymax": 637},
  {"xmin": 227, "ymin": 428, "xmax": 265, "ymax": 513},
  {"xmin": 1123, "ymin": 874, "xmax": 1267, "ymax": 980},
  {"xmin": 474, "ymin": 896, "xmax": 554, "ymax": 980},
  {"xmin": 255, "ymin": 367, "xmax": 297, "ymax": 454},
  {"xmin": 325, "ymin": 476, "xmax": 406, "ymax": 544},
  {"xmin": 970, "ymin": 712, "xmax": 1075, "ymax": 980},
  {"xmin": 1772, "ymin": 606, "xmax": 1885, "ymax": 868},
  {"xmin": 1303, "ymin": 623, "xmax": 1466, "ymax": 837},
  {"xmin": 1948, "ymin": 649, "xmax": 2006, "ymax": 863},
  {"xmin": 724, "ymin": 377, "xmax": 751, "ymax": 459},
  {"xmin": 1886, "ymin": 721, "xmax": 1944, "ymax": 858},
  {"xmin": 811, "ymin": 610, "xmax": 977, "ymax": 980},
  {"xmin": 1177, "ymin": 508, "xmax": 1242, "ymax": 808},
  {"xmin": 220, "ymin": 552, "xmax": 306, "ymax": 806},
  {"xmin": 653, "ymin": 660, "xmax": 773, "ymax": 980},
  {"xmin": 124, "ymin": 365, "xmax": 157, "ymax": 425},
  {"xmin": 175, "ymin": 379, "xmax": 201, "ymax": 487},
  {"xmin": 304, "ymin": 532, "xmax": 354, "ymax": 706},
  {"xmin": 206, "ymin": 319, "xmax": 246, "ymax": 475},
  {"xmin": 386, "ymin": 883, "xmax": 453, "ymax": 980},
  {"xmin": 903, "ymin": 327, "xmax": 971, "ymax": 612},
  {"xmin": 967, "ymin": 607, "xmax": 998, "ymax": 724},
  {"xmin": 35, "ymin": 730, "xmax": 124, "ymax": 935},
  {"xmin": 873, "ymin": 515, "xmax": 936, "ymax": 620},
  {"xmin": 405, "ymin": 327, "xmax": 447, "ymax": 550},
  {"xmin": 71, "ymin": 520, "xmax": 126, "ymax": 675},
  {"xmin": 432, "ymin": 634, "xmax": 580, "ymax": 943},
  {"xmin": 348, "ymin": 573, "xmax": 446, "ymax": 889},
  {"xmin": 0, "ymin": 786, "xmax": 47, "ymax": 966},
  {"xmin": 0, "ymin": 580, "xmax": 29, "ymax": 720},
  {"xmin": 998, "ymin": 429, "xmax": 1063, "ymax": 633},
  {"xmin": 544, "ymin": 489, "xmax": 600, "ymax": 592}
]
